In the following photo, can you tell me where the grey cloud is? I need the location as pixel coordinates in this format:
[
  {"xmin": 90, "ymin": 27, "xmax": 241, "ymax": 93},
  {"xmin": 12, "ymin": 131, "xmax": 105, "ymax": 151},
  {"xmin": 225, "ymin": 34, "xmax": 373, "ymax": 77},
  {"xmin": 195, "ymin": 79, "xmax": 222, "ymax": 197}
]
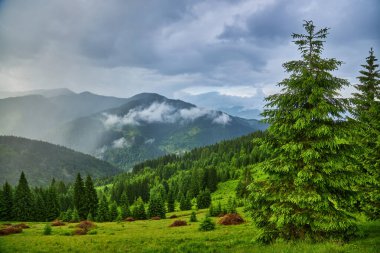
[{"xmin": 0, "ymin": 0, "xmax": 379, "ymax": 114}]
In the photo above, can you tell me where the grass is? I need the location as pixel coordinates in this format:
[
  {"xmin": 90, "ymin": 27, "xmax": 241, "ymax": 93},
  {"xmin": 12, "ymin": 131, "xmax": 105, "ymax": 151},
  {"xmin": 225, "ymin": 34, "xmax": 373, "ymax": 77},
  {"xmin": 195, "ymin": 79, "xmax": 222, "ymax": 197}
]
[{"xmin": 1, "ymin": 210, "xmax": 379, "ymax": 253}]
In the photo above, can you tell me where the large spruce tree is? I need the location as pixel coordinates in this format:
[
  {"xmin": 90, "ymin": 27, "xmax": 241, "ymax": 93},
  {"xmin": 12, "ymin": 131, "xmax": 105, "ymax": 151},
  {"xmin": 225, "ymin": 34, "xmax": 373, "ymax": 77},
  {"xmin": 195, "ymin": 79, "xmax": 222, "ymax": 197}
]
[
  {"xmin": 351, "ymin": 48, "xmax": 380, "ymax": 220},
  {"xmin": 248, "ymin": 21, "xmax": 361, "ymax": 243},
  {"xmin": 73, "ymin": 173, "xmax": 86, "ymax": 219},
  {"xmin": 0, "ymin": 182, "xmax": 13, "ymax": 221},
  {"xmin": 14, "ymin": 172, "xmax": 34, "ymax": 221},
  {"xmin": 84, "ymin": 175, "xmax": 98, "ymax": 218}
]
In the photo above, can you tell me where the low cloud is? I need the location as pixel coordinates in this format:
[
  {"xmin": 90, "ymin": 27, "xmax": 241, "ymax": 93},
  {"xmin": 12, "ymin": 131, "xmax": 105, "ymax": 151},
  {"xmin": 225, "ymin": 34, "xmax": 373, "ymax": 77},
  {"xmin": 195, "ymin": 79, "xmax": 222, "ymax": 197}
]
[
  {"xmin": 112, "ymin": 137, "xmax": 132, "ymax": 149},
  {"xmin": 101, "ymin": 102, "xmax": 231, "ymax": 128}
]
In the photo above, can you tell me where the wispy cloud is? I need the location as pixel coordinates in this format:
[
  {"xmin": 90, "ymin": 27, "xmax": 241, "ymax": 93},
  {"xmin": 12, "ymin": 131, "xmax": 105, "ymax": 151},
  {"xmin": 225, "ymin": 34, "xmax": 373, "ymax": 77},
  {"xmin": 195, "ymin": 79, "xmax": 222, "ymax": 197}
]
[{"xmin": 101, "ymin": 102, "xmax": 231, "ymax": 127}]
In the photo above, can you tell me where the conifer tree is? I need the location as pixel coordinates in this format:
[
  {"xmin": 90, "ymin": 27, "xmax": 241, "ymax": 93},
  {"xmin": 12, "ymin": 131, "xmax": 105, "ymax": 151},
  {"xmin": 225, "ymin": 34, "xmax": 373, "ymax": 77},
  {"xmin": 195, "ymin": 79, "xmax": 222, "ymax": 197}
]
[
  {"xmin": 120, "ymin": 203, "xmax": 131, "ymax": 219},
  {"xmin": 0, "ymin": 182, "xmax": 13, "ymax": 221},
  {"xmin": 45, "ymin": 180, "xmax": 60, "ymax": 221},
  {"xmin": 167, "ymin": 190, "xmax": 175, "ymax": 213},
  {"xmin": 14, "ymin": 172, "xmax": 34, "ymax": 221},
  {"xmin": 248, "ymin": 21, "xmax": 361, "ymax": 243},
  {"xmin": 96, "ymin": 196, "xmax": 110, "ymax": 222},
  {"xmin": 84, "ymin": 175, "xmax": 98, "ymax": 218},
  {"xmin": 73, "ymin": 173, "xmax": 86, "ymax": 219},
  {"xmin": 148, "ymin": 194, "xmax": 166, "ymax": 219},
  {"xmin": 109, "ymin": 202, "xmax": 119, "ymax": 221},
  {"xmin": 132, "ymin": 197, "xmax": 147, "ymax": 220},
  {"xmin": 196, "ymin": 189, "xmax": 211, "ymax": 209},
  {"xmin": 351, "ymin": 48, "xmax": 380, "ymax": 220},
  {"xmin": 71, "ymin": 208, "xmax": 80, "ymax": 222}
]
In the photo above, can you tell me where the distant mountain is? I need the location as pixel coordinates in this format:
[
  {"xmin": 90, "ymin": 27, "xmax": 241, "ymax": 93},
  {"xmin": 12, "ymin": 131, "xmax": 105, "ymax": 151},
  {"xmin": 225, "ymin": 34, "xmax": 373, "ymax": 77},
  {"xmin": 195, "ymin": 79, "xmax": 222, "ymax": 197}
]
[
  {"xmin": 49, "ymin": 93, "xmax": 267, "ymax": 169},
  {"xmin": 0, "ymin": 90, "xmax": 129, "ymax": 139},
  {"xmin": 0, "ymin": 136, "xmax": 121, "ymax": 186},
  {"xmin": 0, "ymin": 88, "xmax": 74, "ymax": 99}
]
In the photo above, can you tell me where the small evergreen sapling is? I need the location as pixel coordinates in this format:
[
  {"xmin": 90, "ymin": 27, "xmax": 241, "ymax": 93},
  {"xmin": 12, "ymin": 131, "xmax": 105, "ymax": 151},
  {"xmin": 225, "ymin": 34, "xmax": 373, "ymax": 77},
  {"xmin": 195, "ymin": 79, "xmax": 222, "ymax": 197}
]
[{"xmin": 199, "ymin": 216, "xmax": 216, "ymax": 231}]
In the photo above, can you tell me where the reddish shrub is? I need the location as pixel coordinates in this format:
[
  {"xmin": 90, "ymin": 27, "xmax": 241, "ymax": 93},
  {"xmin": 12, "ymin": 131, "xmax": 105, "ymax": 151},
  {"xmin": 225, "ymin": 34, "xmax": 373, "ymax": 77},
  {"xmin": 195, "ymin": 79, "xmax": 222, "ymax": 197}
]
[
  {"xmin": 169, "ymin": 220, "xmax": 187, "ymax": 227},
  {"xmin": 169, "ymin": 215, "xmax": 178, "ymax": 219},
  {"xmin": 13, "ymin": 223, "xmax": 30, "ymax": 229},
  {"xmin": 218, "ymin": 213, "xmax": 244, "ymax": 225},
  {"xmin": 77, "ymin": 220, "xmax": 95, "ymax": 231},
  {"xmin": 72, "ymin": 228, "xmax": 87, "ymax": 235},
  {"xmin": 0, "ymin": 226, "xmax": 23, "ymax": 236},
  {"xmin": 151, "ymin": 216, "xmax": 161, "ymax": 220},
  {"xmin": 51, "ymin": 220, "xmax": 65, "ymax": 226},
  {"xmin": 125, "ymin": 217, "xmax": 135, "ymax": 222}
]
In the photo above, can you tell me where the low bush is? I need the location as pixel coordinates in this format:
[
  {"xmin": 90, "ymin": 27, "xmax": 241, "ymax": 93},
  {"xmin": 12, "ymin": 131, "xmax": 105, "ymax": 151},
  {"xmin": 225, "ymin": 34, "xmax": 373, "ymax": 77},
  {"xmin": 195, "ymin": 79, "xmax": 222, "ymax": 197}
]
[
  {"xmin": 169, "ymin": 220, "xmax": 187, "ymax": 227},
  {"xmin": 43, "ymin": 224, "xmax": 52, "ymax": 235},
  {"xmin": 189, "ymin": 211, "xmax": 197, "ymax": 222},
  {"xmin": 199, "ymin": 217, "xmax": 215, "ymax": 231},
  {"xmin": 0, "ymin": 226, "xmax": 23, "ymax": 236},
  {"xmin": 218, "ymin": 213, "xmax": 244, "ymax": 225},
  {"xmin": 77, "ymin": 220, "xmax": 96, "ymax": 231},
  {"xmin": 51, "ymin": 220, "xmax": 65, "ymax": 226},
  {"xmin": 169, "ymin": 215, "xmax": 178, "ymax": 219},
  {"xmin": 151, "ymin": 216, "xmax": 161, "ymax": 220}
]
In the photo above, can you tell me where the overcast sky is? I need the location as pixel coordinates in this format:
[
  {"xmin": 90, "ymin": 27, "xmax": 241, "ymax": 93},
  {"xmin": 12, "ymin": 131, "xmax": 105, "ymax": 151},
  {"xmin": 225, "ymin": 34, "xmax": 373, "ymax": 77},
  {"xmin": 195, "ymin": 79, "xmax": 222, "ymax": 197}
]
[{"xmin": 0, "ymin": 0, "xmax": 379, "ymax": 117}]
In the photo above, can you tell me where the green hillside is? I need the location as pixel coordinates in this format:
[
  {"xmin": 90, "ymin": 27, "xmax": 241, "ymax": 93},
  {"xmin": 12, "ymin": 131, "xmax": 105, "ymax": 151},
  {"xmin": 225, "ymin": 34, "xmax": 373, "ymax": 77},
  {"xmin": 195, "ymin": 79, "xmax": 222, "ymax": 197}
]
[{"xmin": 0, "ymin": 136, "xmax": 121, "ymax": 186}]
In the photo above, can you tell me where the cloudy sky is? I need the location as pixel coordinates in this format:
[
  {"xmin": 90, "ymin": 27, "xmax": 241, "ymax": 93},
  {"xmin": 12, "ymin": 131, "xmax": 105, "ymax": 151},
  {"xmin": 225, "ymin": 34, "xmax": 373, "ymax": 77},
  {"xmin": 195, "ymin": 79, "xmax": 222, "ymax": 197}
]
[{"xmin": 0, "ymin": 0, "xmax": 379, "ymax": 118}]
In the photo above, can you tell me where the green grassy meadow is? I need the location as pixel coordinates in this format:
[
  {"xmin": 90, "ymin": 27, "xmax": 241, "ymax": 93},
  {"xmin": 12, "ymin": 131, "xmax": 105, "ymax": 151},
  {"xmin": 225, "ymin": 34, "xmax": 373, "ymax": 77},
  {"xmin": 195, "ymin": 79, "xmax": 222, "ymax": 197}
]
[{"xmin": 1, "ymin": 209, "xmax": 379, "ymax": 253}]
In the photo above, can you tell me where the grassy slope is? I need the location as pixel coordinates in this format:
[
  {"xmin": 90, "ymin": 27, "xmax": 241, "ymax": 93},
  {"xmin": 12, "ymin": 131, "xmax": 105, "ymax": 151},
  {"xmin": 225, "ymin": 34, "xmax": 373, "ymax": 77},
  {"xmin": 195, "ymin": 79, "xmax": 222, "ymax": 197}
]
[
  {"xmin": 0, "ymin": 212, "xmax": 379, "ymax": 253},
  {"xmin": 1, "ymin": 181, "xmax": 379, "ymax": 252}
]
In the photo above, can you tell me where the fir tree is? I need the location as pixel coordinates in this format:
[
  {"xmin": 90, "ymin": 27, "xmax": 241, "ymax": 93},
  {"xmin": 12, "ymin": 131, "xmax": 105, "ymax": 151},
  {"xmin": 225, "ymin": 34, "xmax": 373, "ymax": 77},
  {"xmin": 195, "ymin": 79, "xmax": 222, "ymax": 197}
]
[
  {"xmin": 248, "ymin": 21, "xmax": 361, "ymax": 243},
  {"xmin": 96, "ymin": 196, "xmax": 110, "ymax": 222},
  {"xmin": 14, "ymin": 172, "xmax": 34, "ymax": 221},
  {"xmin": 179, "ymin": 194, "xmax": 192, "ymax": 211},
  {"xmin": 45, "ymin": 180, "xmax": 60, "ymax": 221},
  {"xmin": 148, "ymin": 194, "xmax": 166, "ymax": 219},
  {"xmin": 71, "ymin": 208, "xmax": 80, "ymax": 222},
  {"xmin": 84, "ymin": 175, "xmax": 98, "ymax": 218},
  {"xmin": 0, "ymin": 182, "xmax": 13, "ymax": 221},
  {"xmin": 196, "ymin": 189, "xmax": 211, "ymax": 209},
  {"xmin": 109, "ymin": 202, "xmax": 119, "ymax": 221},
  {"xmin": 190, "ymin": 211, "xmax": 197, "ymax": 222},
  {"xmin": 132, "ymin": 197, "xmax": 147, "ymax": 220},
  {"xmin": 351, "ymin": 48, "xmax": 380, "ymax": 220},
  {"xmin": 167, "ymin": 190, "xmax": 175, "ymax": 213},
  {"xmin": 73, "ymin": 173, "xmax": 86, "ymax": 219},
  {"xmin": 120, "ymin": 203, "xmax": 131, "ymax": 219},
  {"xmin": 63, "ymin": 208, "xmax": 72, "ymax": 222}
]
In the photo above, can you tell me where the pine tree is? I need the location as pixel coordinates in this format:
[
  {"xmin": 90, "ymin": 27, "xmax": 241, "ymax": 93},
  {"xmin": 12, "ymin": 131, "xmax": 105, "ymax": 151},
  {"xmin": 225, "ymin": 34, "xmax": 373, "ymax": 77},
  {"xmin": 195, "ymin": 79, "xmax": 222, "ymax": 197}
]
[
  {"xmin": 0, "ymin": 182, "xmax": 13, "ymax": 221},
  {"xmin": 179, "ymin": 194, "xmax": 192, "ymax": 211},
  {"xmin": 120, "ymin": 203, "xmax": 131, "ymax": 219},
  {"xmin": 84, "ymin": 175, "xmax": 98, "ymax": 218},
  {"xmin": 132, "ymin": 197, "xmax": 147, "ymax": 220},
  {"xmin": 196, "ymin": 189, "xmax": 211, "ymax": 209},
  {"xmin": 63, "ymin": 208, "xmax": 72, "ymax": 222},
  {"xmin": 14, "ymin": 172, "xmax": 34, "ymax": 221},
  {"xmin": 148, "ymin": 194, "xmax": 166, "ymax": 219},
  {"xmin": 351, "ymin": 48, "xmax": 380, "ymax": 220},
  {"xmin": 109, "ymin": 202, "xmax": 119, "ymax": 221},
  {"xmin": 248, "ymin": 21, "xmax": 361, "ymax": 243},
  {"xmin": 73, "ymin": 173, "xmax": 86, "ymax": 219},
  {"xmin": 96, "ymin": 196, "xmax": 110, "ymax": 222},
  {"xmin": 189, "ymin": 211, "xmax": 197, "ymax": 222},
  {"xmin": 45, "ymin": 180, "xmax": 60, "ymax": 221},
  {"xmin": 71, "ymin": 208, "xmax": 80, "ymax": 222},
  {"xmin": 167, "ymin": 190, "xmax": 175, "ymax": 213}
]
